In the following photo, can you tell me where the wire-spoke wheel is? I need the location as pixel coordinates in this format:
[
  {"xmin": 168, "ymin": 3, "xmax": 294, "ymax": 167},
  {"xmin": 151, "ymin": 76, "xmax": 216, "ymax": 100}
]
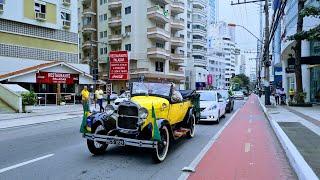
[
  {"xmin": 87, "ymin": 122, "xmax": 108, "ymax": 155},
  {"xmin": 152, "ymin": 126, "xmax": 170, "ymax": 163},
  {"xmin": 187, "ymin": 114, "xmax": 196, "ymax": 138}
]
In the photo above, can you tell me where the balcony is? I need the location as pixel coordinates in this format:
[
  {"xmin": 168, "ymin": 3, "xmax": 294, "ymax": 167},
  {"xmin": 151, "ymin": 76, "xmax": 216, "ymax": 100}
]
[
  {"xmin": 63, "ymin": 0, "xmax": 71, "ymax": 6},
  {"xmin": 82, "ymin": 23, "xmax": 96, "ymax": 31},
  {"xmin": 192, "ymin": 49, "xmax": 206, "ymax": 56},
  {"xmin": 192, "ymin": 18, "xmax": 206, "ymax": 25},
  {"xmin": 150, "ymin": 0, "xmax": 171, "ymax": 5},
  {"xmin": 147, "ymin": 47, "xmax": 170, "ymax": 60},
  {"xmin": 193, "ymin": 0, "xmax": 206, "ymax": 8},
  {"xmin": 171, "ymin": 37, "xmax": 184, "ymax": 47},
  {"xmin": 171, "ymin": 1, "xmax": 184, "ymax": 14},
  {"xmin": 108, "ymin": 0, "xmax": 122, "ymax": 9},
  {"xmin": 171, "ymin": 19, "xmax": 184, "ymax": 31},
  {"xmin": 82, "ymin": 40, "xmax": 96, "ymax": 50},
  {"xmin": 147, "ymin": 27, "xmax": 170, "ymax": 41},
  {"xmin": 169, "ymin": 70, "xmax": 184, "ymax": 75},
  {"xmin": 147, "ymin": 6, "xmax": 170, "ymax": 23},
  {"xmin": 108, "ymin": 16, "xmax": 122, "ymax": 27},
  {"xmin": 194, "ymin": 58, "xmax": 207, "ymax": 67},
  {"xmin": 170, "ymin": 53, "xmax": 184, "ymax": 63},
  {"xmin": 192, "ymin": 28, "xmax": 206, "ymax": 36},
  {"xmin": 108, "ymin": 34, "xmax": 122, "ymax": 45},
  {"xmin": 63, "ymin": 20, "xmax": 71, "ymax": 29},
  {"xmin": 192, "ymin": 38, "xmax": 206, "ymax": 47},
  {"xmin": 83, "ymin": 8, "xmax": 96, "ymax": 16},
  {"xmin": 35, "ymin": 12, "xmax": 46, "ymax": 21},
  {"xmin": 130, "ymin": 68, "xmax": 149, "ymax": 74},
  {"xmin": 192, "ymin": 8, "xmax": 205, "ymax": 16}
]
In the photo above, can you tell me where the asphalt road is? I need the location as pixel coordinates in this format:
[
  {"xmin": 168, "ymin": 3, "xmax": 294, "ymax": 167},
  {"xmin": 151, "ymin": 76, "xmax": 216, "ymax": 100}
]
[{"xmin": 0, "ymin": 100, "xmax": 247, "ymax": 180}]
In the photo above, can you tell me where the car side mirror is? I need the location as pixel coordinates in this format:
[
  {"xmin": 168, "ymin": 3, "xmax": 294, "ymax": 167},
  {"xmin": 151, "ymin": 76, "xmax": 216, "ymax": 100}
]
[{"xmin": 218, "ymin": 98, "xmax": 224, "ymax": 102}]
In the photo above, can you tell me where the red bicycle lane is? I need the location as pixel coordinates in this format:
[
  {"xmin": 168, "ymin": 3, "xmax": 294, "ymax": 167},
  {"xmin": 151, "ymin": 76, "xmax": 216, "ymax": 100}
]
[{"xmin": 188, "ymin": 95, "xmax": 296, "ymax": 180}]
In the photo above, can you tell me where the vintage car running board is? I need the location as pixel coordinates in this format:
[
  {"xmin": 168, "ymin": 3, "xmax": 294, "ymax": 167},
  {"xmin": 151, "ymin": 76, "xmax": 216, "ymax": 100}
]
[{"xmin": 83, "ymin": 133, "xmax": 158, "ymax": 148}]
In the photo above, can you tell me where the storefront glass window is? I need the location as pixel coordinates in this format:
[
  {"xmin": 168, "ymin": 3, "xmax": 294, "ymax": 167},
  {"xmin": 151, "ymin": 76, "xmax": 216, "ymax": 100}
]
[{"xmin": 310, "ymin": 66, "xmax": 320, "ymax": 103}]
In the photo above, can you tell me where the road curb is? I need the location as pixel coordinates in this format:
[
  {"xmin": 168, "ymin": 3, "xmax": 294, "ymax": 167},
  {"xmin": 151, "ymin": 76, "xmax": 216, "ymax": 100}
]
[
  {"xmin": 257, "ymin": 96, "xmax": 318, "ymax": 180},
  {"xmin": 0, "ymin": 110, "xmax": 81, "ymax": 121},
  {"xmin": 178, "ymin": 108, "xmax": 241, "ymax": 180}
]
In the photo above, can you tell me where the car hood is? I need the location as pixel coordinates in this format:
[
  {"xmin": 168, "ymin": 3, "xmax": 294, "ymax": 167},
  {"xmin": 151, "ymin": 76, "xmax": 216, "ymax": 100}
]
[
  {"xmin": 131, "ymin": 96, "xmax": 169, "ymax": 110},
  {"xmin": 200, "ymin": 101, "xmax": 217, "ymax": 109}
]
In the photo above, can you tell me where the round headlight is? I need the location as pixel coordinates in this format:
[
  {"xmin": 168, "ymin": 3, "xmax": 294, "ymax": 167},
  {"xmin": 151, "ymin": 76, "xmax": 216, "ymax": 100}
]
[
  {"xmin": 105, "ymin": 105, "xmax": 115, "ymax": 116},
  {"xmin": 138, "ymin": 108, "xmax": 149, "ymax": 119}
]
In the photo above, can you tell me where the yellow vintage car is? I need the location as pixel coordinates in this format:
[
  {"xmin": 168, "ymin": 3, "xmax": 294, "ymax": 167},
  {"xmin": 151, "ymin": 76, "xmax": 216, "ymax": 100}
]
[{"xmin": 83, "ymin": 82, "xmax": 199, "ymax": 162}]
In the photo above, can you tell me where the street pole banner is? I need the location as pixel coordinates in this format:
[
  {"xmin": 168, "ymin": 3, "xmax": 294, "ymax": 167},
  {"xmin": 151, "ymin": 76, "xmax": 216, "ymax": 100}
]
[
  {"xmin": 109, "ymin": 51, "xmax": 129, "ymax": 80},
  {"xmin": 36, "ymin": 72, "xmax": 79, "ymax": 84}
]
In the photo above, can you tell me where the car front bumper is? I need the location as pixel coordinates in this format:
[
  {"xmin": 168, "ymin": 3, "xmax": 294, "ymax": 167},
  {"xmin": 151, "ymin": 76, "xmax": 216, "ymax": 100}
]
[
  {"xmin": 200, "ymin": 111, "xmax": 219, "ymax": 121},
  {"xmin": 83, "ymin": 133, "xmax": 157, "ymax": 148}
]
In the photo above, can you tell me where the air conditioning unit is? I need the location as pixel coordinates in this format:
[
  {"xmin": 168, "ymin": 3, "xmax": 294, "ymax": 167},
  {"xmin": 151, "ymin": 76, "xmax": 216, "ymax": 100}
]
[
  {"xmin": 63, "ymin": 20, "xmax": 71, "ymax": 28},
  {"xmin": 35, "ymin": 12, "xmax": 46, "ymax": 21},
  {"xmin": 63, "ymin": 0, "xmax": 71, "ymax": 6}
]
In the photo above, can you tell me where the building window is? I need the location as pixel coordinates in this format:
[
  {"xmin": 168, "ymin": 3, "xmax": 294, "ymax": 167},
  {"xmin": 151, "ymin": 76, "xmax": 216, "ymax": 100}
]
[
  {"xmin": 103, "ymin": 31, "xmax": 107, "ymax": 38},
  {"xmin": 125, "ymin": 25, "xmax": 131, "ymax": 33},
  {"xmin": 104, "ymin": 47, "xmax": 107, "ymax": 54},
  {"xmin": 103, "ymin": 13, "xmax": 107, "ymax": 20},
  {"xmin": 100, "ymin": 32, "xmax": 103, "ymax": 38},
  {"xmin": 155, "ymin": 61, "xmax": 164, "ymax": 72},
  {"xmin": 125, "ymin": 6, "xmax": 131, "ymax": 14},
  {"xmin": 35, "ymin": 2, "xmax": 46, "ymax": 20},
  {"xmin": 125, "ymin": 44, "xmax": 131, "ymax": 51},
  {"xmin": 61, "ymin": 11, "xmax": 71, "ymax": 28},
  {"xmin": 100, "ymin": 48, "xmax": 103, "ymax": 55}
]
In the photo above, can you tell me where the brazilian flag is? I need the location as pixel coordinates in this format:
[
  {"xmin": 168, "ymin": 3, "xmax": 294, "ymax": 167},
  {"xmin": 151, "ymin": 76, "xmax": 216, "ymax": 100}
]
[
  {"xmin": 152, "ymin": 105, "xmax": 161, "ymax": 141},
  {"xmin": 80, "ymin": 102, "xmax": 90, "ymax": 133}
]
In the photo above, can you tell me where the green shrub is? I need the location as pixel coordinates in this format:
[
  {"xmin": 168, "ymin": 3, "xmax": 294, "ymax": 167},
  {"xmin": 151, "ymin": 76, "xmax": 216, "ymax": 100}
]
[{"xmin": 22, "ymin": 91, "xmax": 37, "ymax": 106}]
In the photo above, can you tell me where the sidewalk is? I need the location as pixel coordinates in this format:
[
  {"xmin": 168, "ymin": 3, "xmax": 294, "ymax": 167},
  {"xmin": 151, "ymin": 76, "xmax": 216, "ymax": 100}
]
[
  {"xmin": 260, "ymin": 96, "xmax": 320, "ymax": 179},
  {"xmin": 187, "ymin": 95, "xmax": 296, "ymax": 179}
]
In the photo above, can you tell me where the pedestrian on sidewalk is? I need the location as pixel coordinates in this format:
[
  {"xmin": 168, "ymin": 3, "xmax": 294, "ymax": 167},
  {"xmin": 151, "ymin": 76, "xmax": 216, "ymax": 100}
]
[
  {"xmin": 120, "ymin": 87, "xmax": 125, "ymax": 95},
  {"xmin": 279, "ymin": 88, "xmax": 286, "ymax": 105},
  {"xmin": 80, "ymin": 86, "xmax": 90, "ymax": 133},
  {"xmin": 289, "ymin": 88, "xmax": 295, "ymax": 102},
  {"xmin": 275, "ymin": 87, "xmax": 280, "ymax": 105},
  {"xmin": 95, "ymin": 86, "xmax": 105, "ymax": 112}
]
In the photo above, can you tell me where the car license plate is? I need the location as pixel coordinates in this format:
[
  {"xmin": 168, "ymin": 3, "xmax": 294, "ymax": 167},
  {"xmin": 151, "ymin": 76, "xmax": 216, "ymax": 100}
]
[{"xmin": 105, "ymin": 138, "xmax": 125, "ymax": 146}]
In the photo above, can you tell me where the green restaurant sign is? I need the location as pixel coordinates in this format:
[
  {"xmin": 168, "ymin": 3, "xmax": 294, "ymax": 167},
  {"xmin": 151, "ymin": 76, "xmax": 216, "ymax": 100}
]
[{"xmin": 311, "ymin": 41, "xmax": 320, "ymax": 56}]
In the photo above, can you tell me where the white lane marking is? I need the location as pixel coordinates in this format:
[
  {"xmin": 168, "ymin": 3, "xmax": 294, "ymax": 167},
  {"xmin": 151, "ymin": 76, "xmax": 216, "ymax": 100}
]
[
  {"xmin": 248, "ymin": 128, "xmax": 252, "ymax": 133},
  {"xmin": 178, "ymin": 109, "xmax": 241, "ymax": 180},
  {"xmin": 245, "ymin": 143, "xmax": 251, "ymax": 152},
  {"xmin": 0, "ymin": 154, "xmax": 54, "ymax": 174}
]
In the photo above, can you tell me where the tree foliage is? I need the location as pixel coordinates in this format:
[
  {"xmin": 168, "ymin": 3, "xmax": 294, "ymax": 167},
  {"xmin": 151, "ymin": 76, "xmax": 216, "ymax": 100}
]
[
  {"xmin": 287, "ymin": 0, "xmax": 320, "ymax": 41},
  {"xmin": 231, "ymin": 74, "xmax": 250, "ymax": 88}
]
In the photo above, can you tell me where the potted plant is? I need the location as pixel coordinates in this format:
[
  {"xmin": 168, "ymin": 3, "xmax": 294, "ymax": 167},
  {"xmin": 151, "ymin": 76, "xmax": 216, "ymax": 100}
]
[
  {"xmin": 60, "ymin": 98, "xmax": 66, "ymax": 106},
  {"xmin": 22, "ymin": 91, "xmax": 37, "ymax": 113}
]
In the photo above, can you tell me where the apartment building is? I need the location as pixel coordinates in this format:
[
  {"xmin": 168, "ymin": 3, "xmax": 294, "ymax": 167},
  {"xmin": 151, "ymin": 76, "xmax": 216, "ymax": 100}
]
[
  {"xmin": 185, "ymin": 0, "xmax": 209, "ymax": 90},
  {"xmin": 0, "ymin": 0, "xmax": 78, "ymax": 63},
  {"xmin": 79, "ymin": 0, "xmax": 187, "ymax": 91}
]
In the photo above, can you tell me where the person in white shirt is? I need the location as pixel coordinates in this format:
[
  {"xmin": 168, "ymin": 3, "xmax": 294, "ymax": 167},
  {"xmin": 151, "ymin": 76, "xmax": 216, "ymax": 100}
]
[
  {"xmin": 171, "ymin": 83, "xmax": 183, "ymax": 103},
  {"xmin": 275, "ymin": 87, "xmax": 281, "ymax": 105},
  {"xmin": 95, "ymin": 86, "xmax": 104, "ymax": 112}
]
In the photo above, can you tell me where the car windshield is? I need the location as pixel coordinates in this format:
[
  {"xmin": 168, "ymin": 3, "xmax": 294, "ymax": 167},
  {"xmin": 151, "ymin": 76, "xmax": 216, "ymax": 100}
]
[
  {"xmin": 199, "ymin": 92, "xmax": 216, "ymax": 101},
  {"xmin": 219, "ymin": 91, "xmax": 229, "ymax": 99},
  {"xmin": 131, "ymin": 82, "xmax": 171, "ymax": 97}
]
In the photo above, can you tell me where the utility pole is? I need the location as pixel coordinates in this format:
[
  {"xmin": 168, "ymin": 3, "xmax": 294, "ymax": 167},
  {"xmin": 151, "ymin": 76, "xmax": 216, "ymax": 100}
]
[{"xmin": 263, "ymin": 0, "xmax": 271, "ymax": 105}]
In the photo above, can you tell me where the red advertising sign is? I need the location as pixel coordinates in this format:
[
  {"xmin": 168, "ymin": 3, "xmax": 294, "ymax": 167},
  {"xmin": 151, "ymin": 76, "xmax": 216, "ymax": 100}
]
[
  {"xmin": 207, "ymin": 74, "xmax": 213, "ymax": 85},
  {"xmin": 109, "ymin": 51, "xmax": 129, "ymax": 80},
  {"xmin": 36, "ymin": 72, "xmax": 79, "ymax": 84}
]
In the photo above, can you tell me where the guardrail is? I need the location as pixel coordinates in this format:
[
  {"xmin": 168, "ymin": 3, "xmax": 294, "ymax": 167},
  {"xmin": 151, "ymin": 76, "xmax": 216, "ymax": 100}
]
[{"xmin": 0, "ymin": 84, "xmax": 22, "ymax": 113}]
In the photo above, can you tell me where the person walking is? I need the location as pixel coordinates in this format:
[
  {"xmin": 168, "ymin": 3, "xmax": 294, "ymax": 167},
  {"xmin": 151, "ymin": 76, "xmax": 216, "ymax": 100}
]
[
  {"xmin": 80, "ymin": 86, "xmax": 90, "ymax": 133},
  {"xmin": 275, "ymin": 87, "xmax": 280, "ymax": 105},
  {"xmin": 95, "ymin": 86, "xmax": 105, "ymax": 112},
  {"xmin": 120, "ymin": 87, "xmax": 125, "ymax": 95},
  {"xmin": 289, "ymin": 88, "xmax": 295, "ymax": 102}
]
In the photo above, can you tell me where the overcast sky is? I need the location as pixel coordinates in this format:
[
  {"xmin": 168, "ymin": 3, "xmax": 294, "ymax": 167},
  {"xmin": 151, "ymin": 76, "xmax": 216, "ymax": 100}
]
[
  {"xmin": 218, "ymin": 0, "xmax": 262, "ymax": 75},
  {"xmin": 218, "ymin": 0, "xmax": 261, "ymax": 51}
]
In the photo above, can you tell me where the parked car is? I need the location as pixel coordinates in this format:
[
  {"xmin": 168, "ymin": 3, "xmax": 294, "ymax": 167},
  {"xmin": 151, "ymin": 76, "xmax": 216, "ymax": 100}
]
[
  {"xmin": 82, "ymin": 82, "xmax": 199, "ymax": 163},
  {"xmin": 233, "ymin": 91, "xmax": 245, "ymax": 100},
  {"xmin": 198, "ymin": 91, "xmax": 226, "ymax": 123},
  {"xmin": 218, "ymin": 90, "xmax": 234, "ymax": 113},
  {"xmin": 113, "ymin": 91, "xmax": 130, "ymax": 110}
]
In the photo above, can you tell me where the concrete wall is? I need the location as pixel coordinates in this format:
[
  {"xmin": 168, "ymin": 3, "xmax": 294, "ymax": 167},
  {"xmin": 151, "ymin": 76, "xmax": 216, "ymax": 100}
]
[{"xmin": 0, "ymin": 84, "xmax": 23, "ymax": 113}]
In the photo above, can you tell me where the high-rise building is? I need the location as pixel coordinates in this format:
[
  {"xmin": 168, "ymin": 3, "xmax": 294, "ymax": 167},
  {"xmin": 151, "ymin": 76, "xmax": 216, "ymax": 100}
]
[
  {"xmin": 211, "ymin": 21, "xmax": 237, "ymax": 88},
  {"xmin": 79, "ymin": 0, "xmax": 187, "ymax": 91},
  {"xmin": 185, "ymin": 0, "xmax": 209, "ymax": 90},
  {"xmin": 208, "ymin": 0, "xmax": 217, "ymax": 25},
  {"xmin": 0, "ymin": 0, "xmax": 79, "ymax": 63}
]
